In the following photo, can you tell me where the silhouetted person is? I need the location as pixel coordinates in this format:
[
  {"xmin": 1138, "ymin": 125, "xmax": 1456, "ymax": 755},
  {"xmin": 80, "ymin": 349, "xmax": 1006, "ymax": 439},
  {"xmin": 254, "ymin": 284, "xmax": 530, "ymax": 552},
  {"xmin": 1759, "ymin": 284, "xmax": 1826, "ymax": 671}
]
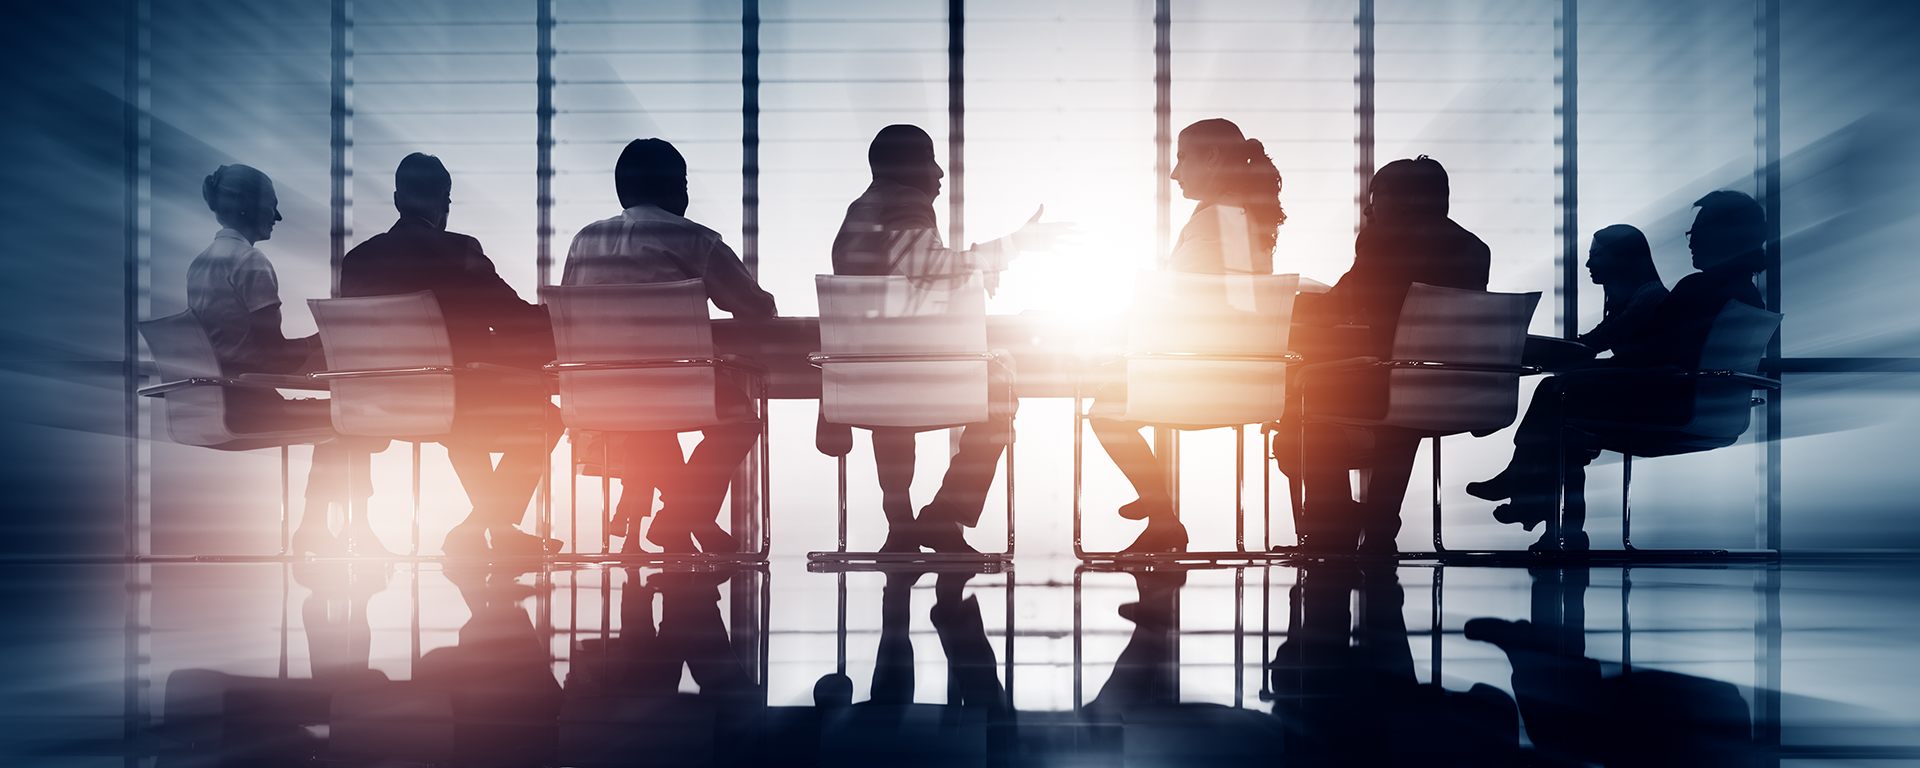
[
  {"xmin": 1468, "ymin": 225, "xmax": 1666, "ymax": 528},
  {"xmin": 340, "ymin": 153, "xmax": 560, "ymax": 557},
  {"xmin": 826, "ymin": 124, "xmax": 1073, "ymax": 553},
  {"xmin": 561, "ymin": 138, "xmax": 775, "ymax": 554},
  {"xmin": 1468, "ymin": 192, "xmax": 1767, "ymax": 549},
  {"xmin": 1270, "ymin": 564, "xmax": 1519, "ymax": 767},
  {"xmin": 1082, "ymin": 568, "xmax": 1187, "ymax": 718},
  {"xmin": 188, "ymin": 163, "xmax": 378, "ymax": 555},
  {"xmin": 1465, "ymin": 569, "xmax": 1757, "ymax": 767},
  {"xmin": 1276, "ymin": 155, "xmax": 1491, "ymax": 554},
  {"xmin": 1090, "ymin": 118, "xmax": 1288, "ymax": 552}
]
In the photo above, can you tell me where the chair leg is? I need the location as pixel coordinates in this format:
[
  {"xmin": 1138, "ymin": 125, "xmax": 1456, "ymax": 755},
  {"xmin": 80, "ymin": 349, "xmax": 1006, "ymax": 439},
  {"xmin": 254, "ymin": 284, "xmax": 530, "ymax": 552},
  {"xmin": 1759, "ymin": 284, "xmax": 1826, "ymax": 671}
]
[
  {"xmin": 567, "ymin": 432, "xmax": 577, "ymax": 557},
  {"xmin": 1431, "ymin": 436, "xmax": 1445, "ymax": 552},
  {"xmin": 280, "ymin": 446, "xmax": 291, "ymax": 556},
  {"xmin": 1005, "ymin": 434, "xmax": 1017, "ymax": 556},
  {"xmin": 411, "ymin": 441, "xmax": 422, "ymax": 556},
  {"xmin": 837, "ymin": 453, "xmax": 849, "ymax": 554},
  {"xmin": 602, "ymin": 432, "xmax": 612, "ymax": 555},
  {"xmin": 1621, "ymin": 453, "xmax": 1634, "ymax": 550},
  {"xmin": 1072, "ymin": 386, "xmax": 1084, "ymax": 557},
  {"xmin": 1236, "ymin": 425, "xmax": 1246, "ymax": 552}
]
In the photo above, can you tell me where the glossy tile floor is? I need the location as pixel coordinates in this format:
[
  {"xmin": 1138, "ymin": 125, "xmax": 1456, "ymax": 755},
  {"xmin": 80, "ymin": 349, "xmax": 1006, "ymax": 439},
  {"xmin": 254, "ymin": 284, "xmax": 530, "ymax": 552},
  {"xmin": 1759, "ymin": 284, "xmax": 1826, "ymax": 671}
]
[{"xmin": 3, "ymin": 556, "xmax": 1918, "ymax": 767}]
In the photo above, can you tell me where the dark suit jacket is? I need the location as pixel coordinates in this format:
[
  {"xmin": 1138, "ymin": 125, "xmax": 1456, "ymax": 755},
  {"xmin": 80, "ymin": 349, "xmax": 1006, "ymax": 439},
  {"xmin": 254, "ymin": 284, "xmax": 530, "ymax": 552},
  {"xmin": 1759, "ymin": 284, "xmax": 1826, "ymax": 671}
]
[
  {"xmin": 339, "ymin": 217, "xmax": 553, "ymax": 368},
  {"xmin": 1295, "ymin": 212, "xmax": 1491, "ymax": 420},
  {"xmin": 1608, "ymin": 264, "xmax": 1762, "ymax": 370}
]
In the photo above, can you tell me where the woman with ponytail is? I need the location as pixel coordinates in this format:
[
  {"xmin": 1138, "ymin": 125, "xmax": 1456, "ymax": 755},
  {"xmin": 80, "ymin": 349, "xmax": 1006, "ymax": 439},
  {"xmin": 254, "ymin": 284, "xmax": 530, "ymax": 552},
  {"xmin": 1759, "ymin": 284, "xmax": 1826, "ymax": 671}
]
[
  {"xmin": 1088, "ymin": 118, "xmax": 1289, "ymax": 553},
  {"xmin": 187, "ymin": 164, "xmax": 380, "ymax": 555}
]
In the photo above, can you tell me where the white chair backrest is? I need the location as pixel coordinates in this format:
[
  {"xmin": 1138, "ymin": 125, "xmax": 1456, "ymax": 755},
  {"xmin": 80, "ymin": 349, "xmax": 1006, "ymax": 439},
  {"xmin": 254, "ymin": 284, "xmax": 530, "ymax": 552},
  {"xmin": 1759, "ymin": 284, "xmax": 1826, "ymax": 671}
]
[
  {"xmin": 309, "ymin": 291, "xmax": 459, "ymax": 437},
  {"xmin": 1121, "ymin": 271, "xmax": 1300, "ymax": 427},
  {"xmin": 1685, "ymin": 299, "xmax": 1782, "ymax": 437},
  {"xmin": 1378, "ymin": 283, "xmax": 1541, "ymax": 434},
  {"xmin": 816, "ymin": 274, "xmax": 991, "ymax": 427},
  {"xmin": 542, "ymin": 280, "xmax": 725, "ymax": 432},
  {"xmin": 138, "ymin": 311, "xmax": 240, "ymax": 446}
]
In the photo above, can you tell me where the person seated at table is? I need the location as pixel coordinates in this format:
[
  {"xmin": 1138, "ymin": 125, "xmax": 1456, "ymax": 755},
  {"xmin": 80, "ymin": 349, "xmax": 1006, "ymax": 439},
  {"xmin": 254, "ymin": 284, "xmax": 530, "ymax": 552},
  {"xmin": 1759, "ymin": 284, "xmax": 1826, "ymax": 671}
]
[
  {"xmin": 827, "ymin": 124, "xmax": 1074, "ymax": 553},
  {"xmin": 1465, "ymin": 192, "xmax": 1767, "ymax": 550},
  {"xmin": 562, "ymin": 138, "xmax": 777, "ymax": 554},
  {"xmin": 189, "ymin": 163, "xmax": 379, "ymax": 556},
  {"xmin": 340, "ymin": 153, "xmax": 560, "ymax": 557},
  {"xmin": 1276, "ymin": 155, "xmax": 1490, "ymax": 555},
  {"xmin": 1466, "ymin": 224, "xmax": 1665, "ymax": 501},
  {"xmin": 1088, "ymin": 118, "xmax": 1287, "ymax": 553}
]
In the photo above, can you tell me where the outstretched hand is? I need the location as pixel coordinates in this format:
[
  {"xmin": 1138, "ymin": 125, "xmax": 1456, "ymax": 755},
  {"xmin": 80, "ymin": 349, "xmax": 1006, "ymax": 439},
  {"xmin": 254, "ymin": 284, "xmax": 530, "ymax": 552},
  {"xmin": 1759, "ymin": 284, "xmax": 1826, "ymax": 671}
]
[{"xmin": 1010, "ymin": 205, "xmax": 1081, "ymax": 253}]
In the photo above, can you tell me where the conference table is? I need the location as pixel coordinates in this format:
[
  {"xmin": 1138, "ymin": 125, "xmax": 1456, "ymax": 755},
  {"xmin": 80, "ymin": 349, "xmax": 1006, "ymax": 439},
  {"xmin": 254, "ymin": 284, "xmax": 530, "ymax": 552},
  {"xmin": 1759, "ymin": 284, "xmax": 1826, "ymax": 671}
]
[{"xmin": 712, "ymin": 314, "xmax": 1569, "ymax": 400}]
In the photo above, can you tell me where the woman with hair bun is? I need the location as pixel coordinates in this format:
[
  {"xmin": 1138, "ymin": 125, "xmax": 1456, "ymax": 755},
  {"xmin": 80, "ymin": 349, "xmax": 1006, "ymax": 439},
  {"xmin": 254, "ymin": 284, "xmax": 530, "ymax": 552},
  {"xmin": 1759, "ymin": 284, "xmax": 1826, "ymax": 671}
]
[
  {"xmin": 187, "ymin": 164, "xmax": 381, "ymax": 556},
  {"xmin": 1087, "ymin": 118, "xmax": 1289, "ymax": 553}
]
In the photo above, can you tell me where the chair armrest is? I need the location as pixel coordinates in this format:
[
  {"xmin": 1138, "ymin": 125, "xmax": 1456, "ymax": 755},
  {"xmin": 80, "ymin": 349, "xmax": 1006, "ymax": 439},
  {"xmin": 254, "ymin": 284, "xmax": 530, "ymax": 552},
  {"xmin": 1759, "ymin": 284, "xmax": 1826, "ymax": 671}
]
[
  {"xmin": 310, "ymin": 365, "xmax": 464, "ymax": 381},
  {"xmin": 806, "ymin": 351, "xmax": 1000, "ymax": 367},
  {"xmin": 1293, "ymin": 356, "xmax": 1380, "ymax": 376},
  {"xmin": 1122, "ymin": 352, "xmax": 1303, "ymax": 364},
  {"xmin": 1557, "ymin": 366, "xmax": 1779, "ymax": 389},
  {"xmin": 464, "ymin": 362, "xmax": 554, "ymax": 383},
  {"xmin": 235, "ymin": 372, "xmax": 330, "ymax": 390},
  {"xmin": 1375, "ymin": 360, "xmax": 1541, "ymax": 375},
  {"xmin": 138, "ymin": 377, "xmax": 246, "ymax": 397},
  {"xmin": 717, "ymin": 354, "xmax": 770, "ymax": 377}
]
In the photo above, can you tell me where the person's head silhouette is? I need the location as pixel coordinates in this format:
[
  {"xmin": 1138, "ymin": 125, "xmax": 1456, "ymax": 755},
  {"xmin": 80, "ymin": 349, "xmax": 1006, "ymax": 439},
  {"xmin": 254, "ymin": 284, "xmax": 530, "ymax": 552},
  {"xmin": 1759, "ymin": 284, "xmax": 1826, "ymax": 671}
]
[
  {"xmin": 1171, "ymin": 118, "xmax": 1286, "ymax": 251},
  {"xmin": 615, "ymin": 138, "xmax": 689, "ymax": 216},
  {"xmin": 1587, "ymin": 224, "xmax": 1658, "ymax": 289},
  {"xmin": 1687, "ymin": 190, "xmax": 1766, "ymax": 273},
  {"xmin": 202, "ymin": 164, "xmax": 280, "ymax": 244},
  {"xmin": 394, "ymin": 153, "xmax": 453, "ymax": 230},
  {"xmin": 1366, "ymin": 156, "xmax": 1449, "ymax": 220},
  {"xmin": 868, "ymin": 124, "xmax": 943, "ymax": 199}
]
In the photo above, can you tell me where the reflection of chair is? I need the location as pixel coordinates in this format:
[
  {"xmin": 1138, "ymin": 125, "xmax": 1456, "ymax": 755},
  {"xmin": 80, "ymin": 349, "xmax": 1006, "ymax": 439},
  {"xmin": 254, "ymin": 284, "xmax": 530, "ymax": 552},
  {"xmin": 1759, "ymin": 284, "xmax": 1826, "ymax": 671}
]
[
  {"xmin": 1554, "ymin": 300, "xmax": 1782, "ymax": 553},
  {"xmin": 540, "ymin": 281, "xmax": 770, "ymax": 560},
  {"xmin": 1073, "ymin": 271, "xmax": 1301, "ymax": 559},
  {"xmin": 809, "ymin": 274, "xmax": 1014, "ymax": 561},
  {"xmin": 137, "ymin": 310, "xmax": 335, "ymax": 554},
  {"xmin": 308, "ymin": 291, "xmax": 552, "ymax": 555},
  {"xmin": 1290, "ymin": 283, "xmax": 1540, "ymax": 554}
]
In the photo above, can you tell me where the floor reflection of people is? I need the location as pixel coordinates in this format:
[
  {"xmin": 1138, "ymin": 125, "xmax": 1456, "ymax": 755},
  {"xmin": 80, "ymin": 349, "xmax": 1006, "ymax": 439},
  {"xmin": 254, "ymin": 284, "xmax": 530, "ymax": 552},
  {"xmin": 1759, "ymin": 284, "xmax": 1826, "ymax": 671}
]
[
  {"xmin": 1270, "ymin": 565, "xmax": 1519, "ymax": 766},
  {"xmin": 416, "ymin": 564, "xmax": 563, "ymax": 767},
  {"xmin": 1466, "ymin": 192, "xmax": 1769, "ymax": 550},
  {"xmin": 188, "ymin": 164, "xmax": 378, "ymax": 556},
  {"xmin": 561, "ymin": 568, "xmax": 760, "ymax": 766},
  {"xmin": 826, "ymin": 124, "xmax": 1074, "ymax": 553},
  {"xmin": 1089, "ymin": 118, "xmax": 1288, "ymax": 553},
  {"xmin": 1466, "ymin": 569, "xmax": 1758, "ymax": 767},
  {"xmin": 1277, "ymin": 156, "xmax": 1492, "ymax": 555},
  {"xmin": 295, "ymin": 561, "xmax": 390, "ymax": 687}
]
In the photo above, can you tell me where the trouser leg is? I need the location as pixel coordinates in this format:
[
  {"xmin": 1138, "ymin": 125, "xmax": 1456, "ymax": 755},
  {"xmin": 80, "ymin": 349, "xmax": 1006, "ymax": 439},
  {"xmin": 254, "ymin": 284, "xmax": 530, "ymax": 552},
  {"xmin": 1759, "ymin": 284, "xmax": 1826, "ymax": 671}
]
[
  {"xmin": 483, "ymin": 403, "xmax": 563, "ymax": 530},
  {"xmin": 1357, "ymin": 429, "xmax": 1421, "ymax": 551},
  {"xmin": 1090, "ymin": 418, "xmax": 1169, "ymax": 504},
  {"xmin": 614, "ymin": 431, "xmax": 685, "ymax": 531},
  {"xmin": 923, "ymin": 416, "xmax": 1013, "ymax": 529},
  {"xmin": 869, "ymin": 428, "xmax": 918, "ymax": 524},
  {"xmin": 871, "ymin": 571, "xmax": 919, "ymax": 705},
  {"xmin": 659, "ymin": 421, "xmax": 758, "ymax": 528}
]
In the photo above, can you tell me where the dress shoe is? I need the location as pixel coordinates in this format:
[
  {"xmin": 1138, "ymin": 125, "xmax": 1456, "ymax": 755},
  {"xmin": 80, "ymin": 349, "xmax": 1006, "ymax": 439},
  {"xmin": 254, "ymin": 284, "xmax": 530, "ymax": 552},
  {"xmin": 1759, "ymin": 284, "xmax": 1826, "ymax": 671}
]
[
  {"xmin": 692, "ymin": 523, "xmax": 739, "ymax": 554},
  {"xmin": 1117, "ymin": 496, "xmax": 1172, "ymax": 521},
  {"xmin": 291, "ymin": 526, "xmax": 348, "ymax": 557},
  {"xmin": 1527, "ymin": 530, "xmax": 1588, "ymax": 553},
  {"xmin": 441, "ymin": 524, "xmax": 490, "ymax": 557},
  {"xmin": 490, "ymin": 527, "xmax": 563, "ymax": 556},
  {"xmin": 1492, "ymin": 501, "xmax": 1553, "ymax": 532},
  {"xmin": 919, "ymin": 521, "xmax": 979, "ymax": 554},
  {"xmin": 1465, "ymin": 470, "xmax": 1516, "ymax": 502},
  {"xmin": 1121, "ymin": 519, "xmax": 1188, "ymax": 554},
  {"xmin": 646, "ymin": 522, "xmax": 697, "ymax": 554},
  {"xmin": 1463, "ymin": 618, "xmax": 1536, "ymax": 651},
  {"xmin": 878, "ymin": 521, "xmax": 922, "ymax": 553},
  {"xmin": 346, "ymin": 525, "xmax": 399, "ymax": 558}
]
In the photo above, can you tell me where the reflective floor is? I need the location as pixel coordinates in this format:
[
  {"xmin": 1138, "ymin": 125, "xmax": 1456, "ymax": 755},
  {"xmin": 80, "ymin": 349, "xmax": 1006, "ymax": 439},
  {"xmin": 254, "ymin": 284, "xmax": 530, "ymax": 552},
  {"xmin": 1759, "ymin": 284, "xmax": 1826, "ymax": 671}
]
[{"xmin": 3, "ymin": 557, "xmax": 1918, "ymax": 767}]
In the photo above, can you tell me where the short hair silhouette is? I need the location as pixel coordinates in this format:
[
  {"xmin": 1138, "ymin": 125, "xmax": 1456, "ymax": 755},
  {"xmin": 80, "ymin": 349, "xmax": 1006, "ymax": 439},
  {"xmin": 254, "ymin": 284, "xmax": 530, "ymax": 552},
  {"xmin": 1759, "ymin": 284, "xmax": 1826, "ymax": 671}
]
[
  {"xmin": 201, "ymin": 164, "xmax": 272, "ymax": 228},
  {"xmin": 1368, "ymin": 156, "xmax": 1449, "ymax": 218},
  {"xmin": 867, "ymin": 124, "xmax": 940, "ymax": 197},
  {"xmin": 394, "ymin": 153, "xmax": 452, "ymax": 218},
  {"xmin": 614, "ymin": 138, "xmax": 689, "ymax": 215},
  {"xmin": 1691, "ymin": 190, "xmax": 1766, "ymax": 247}
]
